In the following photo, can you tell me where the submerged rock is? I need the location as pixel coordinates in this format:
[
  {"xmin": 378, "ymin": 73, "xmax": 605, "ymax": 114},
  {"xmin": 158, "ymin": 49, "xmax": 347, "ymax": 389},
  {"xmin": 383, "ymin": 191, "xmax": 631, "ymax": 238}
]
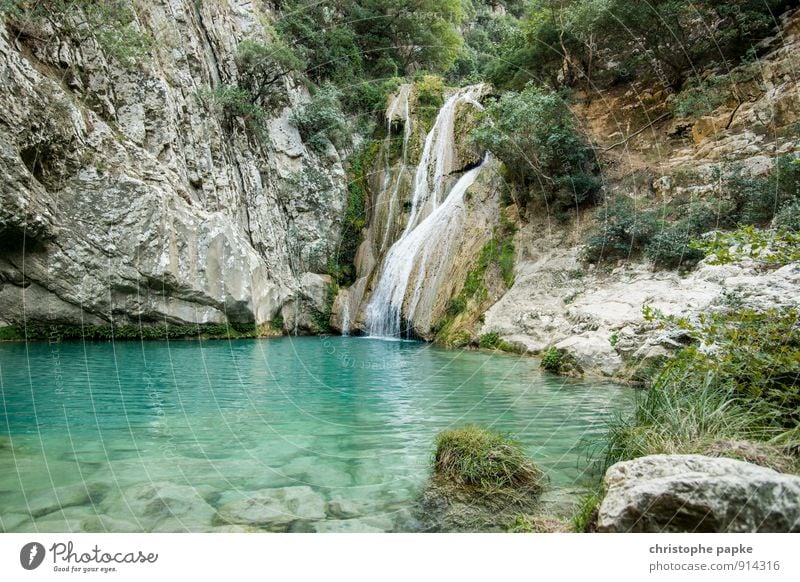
[
  {"xmin": 597, "ymin": 455, "xmax": 800, "ymax": 533},
  {"xmin": 100, "ymin": 482, "xmax": 216, "ymax": 532},
  {"xmin": 28, "ymin": 482, "xmax": 109, "ymax": 518},
  {"xmin": 216, "ymin": 486, "xmax": 326, "ymax": 530},
  {"xmin": 313, "ymin": 518, "xmax": 384, "ymax": 533}
]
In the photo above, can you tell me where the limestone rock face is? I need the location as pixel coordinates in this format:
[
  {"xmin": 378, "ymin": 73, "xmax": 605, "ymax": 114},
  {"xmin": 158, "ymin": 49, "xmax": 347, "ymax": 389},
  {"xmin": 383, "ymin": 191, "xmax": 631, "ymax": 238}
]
[
  {"xmin": 597, "ymin": 455, "xmax": 800, "ymax": 533},
  {"xmin": 0, "ymin": 1, "xmax": 345, "ymax": 328}
]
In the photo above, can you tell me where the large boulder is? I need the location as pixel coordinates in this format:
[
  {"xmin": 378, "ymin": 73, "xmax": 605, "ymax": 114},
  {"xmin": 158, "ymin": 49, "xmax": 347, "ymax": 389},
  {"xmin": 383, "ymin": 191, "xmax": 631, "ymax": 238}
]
[{"xmin": 597, "ymin": 455, "xmax": 800, "ymax": 533}]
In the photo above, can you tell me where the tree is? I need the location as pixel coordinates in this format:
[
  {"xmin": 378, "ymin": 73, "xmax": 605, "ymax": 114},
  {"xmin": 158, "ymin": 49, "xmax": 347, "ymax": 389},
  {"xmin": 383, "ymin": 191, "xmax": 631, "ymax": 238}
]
[
  {"xmin": 471, "ymin": 84, "xmax": 599, "ymax": 215},
  {"xmin": 347, "ymin": 0, "xmax": 466, "ymax": 75}
]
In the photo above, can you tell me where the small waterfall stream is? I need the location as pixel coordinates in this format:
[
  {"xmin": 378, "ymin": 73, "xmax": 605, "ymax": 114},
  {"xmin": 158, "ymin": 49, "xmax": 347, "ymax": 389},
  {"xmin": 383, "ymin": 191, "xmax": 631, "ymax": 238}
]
[{"xmin": 366, "ymin": 85, "xmax": 485, "ymax": 338}]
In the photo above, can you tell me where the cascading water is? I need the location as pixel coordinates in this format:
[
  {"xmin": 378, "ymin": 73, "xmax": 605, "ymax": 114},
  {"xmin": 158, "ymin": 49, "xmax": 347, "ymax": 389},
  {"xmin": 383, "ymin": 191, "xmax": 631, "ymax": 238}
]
[{"xmin": 366, "ymin": 85, "xmax": 485, "ymax": 338}]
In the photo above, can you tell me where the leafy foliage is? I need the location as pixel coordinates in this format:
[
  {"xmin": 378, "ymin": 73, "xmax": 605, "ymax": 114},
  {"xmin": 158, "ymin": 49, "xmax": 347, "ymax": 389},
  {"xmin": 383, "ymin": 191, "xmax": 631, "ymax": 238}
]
[
  {"xmin": 540, "ymin": 346, "xmax": 563, "ymax": 372},
  {"xmin": 236, "ymin": 37, "xmax": 304, "ymax": 108},
  {"xmin": 291, "ymin": 82, "xmax": 350, "ymax": 153},
  {"xmin": 1, "ymin": 0, "xmax": 152, "ymax": 69},
  {"xmin": 483, "ymin": 0, "xmax": 788, "ymax": 91},
  {"xmin": 413, "ymin": 75, "xmax": 445, "ymax": 132},
  {"xmin": 586, "ymin": 156, "xmax": 800, "ymax": 268},
  {"xmin": 692, "ymin": 226, "xmax": 800, "ymax": 267},
  {"xmin": 604, "ymin": 304, "xmax": 800, "ymax": 473},
  {"xmin": 327, "ymin": 140, "xmax": 381, "ymax": 285},
  {"xmin": 472, "ymin": 84, "xmax": 599, "ymax": 216}
]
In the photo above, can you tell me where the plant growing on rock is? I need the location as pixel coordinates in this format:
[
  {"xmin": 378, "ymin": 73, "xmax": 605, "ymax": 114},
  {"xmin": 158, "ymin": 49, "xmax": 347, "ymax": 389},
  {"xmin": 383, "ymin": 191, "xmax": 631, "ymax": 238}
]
[
  {"xmin": 433, "ymin": 426, "xmax": 544, "ymax": 494},
  {"xmin": 472, "ymin": 84, "xmax": 599, "ymax": 217},
  {"xmin": 291, "ymin": 82, "xmax": 351, "ymax": 153}
]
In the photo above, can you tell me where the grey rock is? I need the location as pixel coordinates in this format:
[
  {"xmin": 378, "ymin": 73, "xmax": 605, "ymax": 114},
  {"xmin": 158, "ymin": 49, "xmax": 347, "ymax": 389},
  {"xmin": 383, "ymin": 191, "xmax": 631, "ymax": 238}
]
[
  {"xmin": 100, "ymin": 482, "xmax": 216, "ymax": 532},
  {"xmin": 597, "ymin": 455, "xmax": 800, "ymax": 533},
  {"xmin": 0, "ymin": 1, "xmax": 345, "ymax": 330},
  {"xmin": 313, "ymin": 518, "xmax": 385, "ymax": 533},
  {"xmin": 28, "ymin": 482, "xmax": 109, "ymax": 518},
  {"xmin": 216, "ymin": 485, "xmax": 327, "ymax": 529}
]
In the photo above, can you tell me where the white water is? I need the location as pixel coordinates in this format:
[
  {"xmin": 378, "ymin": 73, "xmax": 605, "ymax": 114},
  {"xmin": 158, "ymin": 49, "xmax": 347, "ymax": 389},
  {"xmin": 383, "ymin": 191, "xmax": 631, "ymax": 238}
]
[
  {"xmin": 341, "ymin": 293, "xmax": 351, "ymax": 337},
  {"xmin": 366, "ymin": 85, "xmax": 485, "ymax": 338}
]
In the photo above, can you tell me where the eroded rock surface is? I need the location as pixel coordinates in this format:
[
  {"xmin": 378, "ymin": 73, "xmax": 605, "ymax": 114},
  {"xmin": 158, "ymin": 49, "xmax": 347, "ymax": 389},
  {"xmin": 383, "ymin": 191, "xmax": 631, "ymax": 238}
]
[{"xmin": 597, "ymin": 455, "xmax": 800, "ymax": 533}]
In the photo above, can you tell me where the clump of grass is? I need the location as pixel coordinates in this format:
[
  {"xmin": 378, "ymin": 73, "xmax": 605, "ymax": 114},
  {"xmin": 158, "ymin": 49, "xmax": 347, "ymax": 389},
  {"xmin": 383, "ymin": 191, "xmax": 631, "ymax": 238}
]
[
  {"xmin": 603, "ymin": 380, "xmax": 795, "ymax": 472},
  {"xmin": 434, "ymin": 426, "xmax": 544, "ymax": 492},
  {"xmin": 570, "ymin": 488, "xmax": 602, "ymax": 532}
]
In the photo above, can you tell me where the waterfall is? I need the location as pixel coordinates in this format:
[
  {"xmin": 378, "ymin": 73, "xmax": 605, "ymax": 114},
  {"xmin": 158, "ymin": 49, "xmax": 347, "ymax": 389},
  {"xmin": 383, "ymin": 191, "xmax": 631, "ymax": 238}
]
[
  {"xmin": 366, "ymin": 85, "xmax": 485, "ymax": 338},
  {"xmin": 341, "ymin": 293, "xmax": 351, "ymax": 337}
]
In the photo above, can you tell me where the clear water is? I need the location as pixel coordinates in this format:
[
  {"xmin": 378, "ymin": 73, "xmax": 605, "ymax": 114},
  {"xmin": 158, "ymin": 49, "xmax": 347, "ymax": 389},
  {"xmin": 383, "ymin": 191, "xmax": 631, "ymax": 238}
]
[{"xmin": 0, "ymin": 337, "xmax": 630, "ymax": 532}]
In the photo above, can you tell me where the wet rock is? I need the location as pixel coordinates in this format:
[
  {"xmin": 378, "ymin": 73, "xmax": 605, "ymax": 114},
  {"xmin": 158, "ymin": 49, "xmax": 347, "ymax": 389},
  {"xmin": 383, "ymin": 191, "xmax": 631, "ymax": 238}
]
[
  {"xmin": 100, "ymin": 482, "xmax": 216, "ymax": 532},
  {"xmin": 597, "ymin": 455, "xmax": 800, "ymax": 533},
  {"xmin": 326, "ymin": 498, "xmax": 365, "ymax": 519},
  {"xmin": 216, "ymin": 486, "xmax": 326, "ymax": 530},
  {"xmin": 28, "ymin": 482, "xmax": 109, "ymax": 518},
  {"xmin": 314, "ymin": 518, "xmax": 384, "ymax": 533},
  {"xmin": 0, "ymin": 512, "xmax": 32, "ymax": 532}
]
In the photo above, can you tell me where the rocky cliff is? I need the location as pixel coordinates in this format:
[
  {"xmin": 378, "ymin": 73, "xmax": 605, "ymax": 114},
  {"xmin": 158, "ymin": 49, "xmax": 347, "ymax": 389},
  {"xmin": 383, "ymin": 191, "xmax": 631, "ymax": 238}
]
[
  {"xmin": 479, "ymin": 9, "xmax": 800, "ymax": 379},
  {"xmin": 0, "ymin": 1, "xmax": 345, "ymax": 331}
]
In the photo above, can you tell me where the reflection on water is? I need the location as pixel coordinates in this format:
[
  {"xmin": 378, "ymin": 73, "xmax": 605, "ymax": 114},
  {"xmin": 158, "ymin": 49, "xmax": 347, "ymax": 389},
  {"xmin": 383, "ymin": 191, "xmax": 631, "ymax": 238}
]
[{"xmin": 0, "ymin": 336, "xmax": 630, "ymax": 532}]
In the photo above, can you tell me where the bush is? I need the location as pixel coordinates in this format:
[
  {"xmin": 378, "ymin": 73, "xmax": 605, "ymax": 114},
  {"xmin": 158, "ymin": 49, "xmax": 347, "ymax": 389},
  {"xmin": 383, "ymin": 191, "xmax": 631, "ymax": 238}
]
[
  {"xmin": 205, "ymin": 84, "xmax": 266, "ymax": 136},
  {"xmin": 645, "ymin": 307, "xmax": 800, "ymax": 427},
  {"xmin": 433, "ymin": 426, "xmax": 544, "ymax": 492},
  {"xmin": 478, "ymin": 332, "xmax": 500, "ymax": 349},
  {"xmin": 413, "ymin": 74, "xmax": 445, "ymax": 131},
  {"xmin": 540, "ymin": 347, "xmax": 563, "ymax": 372},
  {"xmin": 291, "ymin": 83, "xmax": 350, "ymax": 153},
  {"xmin": 692, "ymin": 226, "xmax": 800, "ymax": 267},
  {"xmin": 236, "ymin": 37, "xmax": 304, "ymax": 108},
  {"xmin": 471, "ymin": 84, "xmax": 599, "ymax": 215},
  {"xmin": 774, "ymin": 199, "xmax": 800, "ymax": 231},
  {"xmin": 584, "ymin": 196, "xmax": 657, "ymax": 263},
  {"xmin": 645, "ymin": 227, "xmax": 705, "ymax": 269}
]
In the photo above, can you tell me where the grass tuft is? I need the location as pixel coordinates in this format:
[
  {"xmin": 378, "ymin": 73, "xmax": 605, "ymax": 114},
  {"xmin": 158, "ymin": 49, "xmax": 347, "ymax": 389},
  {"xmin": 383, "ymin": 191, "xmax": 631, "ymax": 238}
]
[{"xmin": 434, "ymin": 426, "xmax": 545, "ymax": 492}]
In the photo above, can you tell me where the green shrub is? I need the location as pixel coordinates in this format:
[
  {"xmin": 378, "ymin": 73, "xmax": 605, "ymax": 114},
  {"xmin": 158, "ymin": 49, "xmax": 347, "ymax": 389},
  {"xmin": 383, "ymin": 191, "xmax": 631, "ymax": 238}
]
[
  {"xmin": 645, "ymin": 227, "xmax": 705, "ymax": 269},
  {"xmin": 479, "ymin": 332, "xmax": 500, "ymax": 349},
  {"xmin": 291, "ymin": 82, "xmax": 350, "ymax": 153},
  {"xmin": 413, "ymin": 74, "xmax": 445, "ymax": 131},
  {"xmin": 235, "ymin": 37, "xmax": 304, "ymax": 108},
  {"xmin": 204, "ymin": 84, "xmax": 266, "ymax": 136},
  {"xmin": 584, "ymin": 196, "xmax": 657, "ymax": 263},
  {"xmin": 644, "ymin": 307, "xmax": 800, "ymax": 428},
  {"xmin": 471, "ymin": 84, "xmax": 599, "ymax": 216},
  {"xmin": 692, "ymin": 226, "xmax": 800, "ymax": 267},
  {"xmin": 328, "ymin": 140, "xmax": 380, "ymax": 285},
  {"xmin": 774, "ymin": 199, "xmax": 800, "ymax": 230},
  {"xmin": 541, "ymin": 347, "xmax": 563, "ymax": 372},
  {"xmin": 433, "ymin": 426, "xmax": 544, "ymax": 492}
]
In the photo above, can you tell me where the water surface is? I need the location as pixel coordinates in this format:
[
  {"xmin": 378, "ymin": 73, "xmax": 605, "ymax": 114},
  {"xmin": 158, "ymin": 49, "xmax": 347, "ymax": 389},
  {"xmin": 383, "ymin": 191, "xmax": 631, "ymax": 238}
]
[{"xmin": 0, "ymin": 337, "xmax": 629, "ymax": 532}]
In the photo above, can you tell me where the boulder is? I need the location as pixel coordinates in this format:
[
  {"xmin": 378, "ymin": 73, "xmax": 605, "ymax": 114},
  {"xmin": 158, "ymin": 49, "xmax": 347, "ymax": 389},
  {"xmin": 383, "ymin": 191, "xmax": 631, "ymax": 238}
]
[{"xmin": 597, "ymin": 455, "xmax": 800, "ymax": 533}]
